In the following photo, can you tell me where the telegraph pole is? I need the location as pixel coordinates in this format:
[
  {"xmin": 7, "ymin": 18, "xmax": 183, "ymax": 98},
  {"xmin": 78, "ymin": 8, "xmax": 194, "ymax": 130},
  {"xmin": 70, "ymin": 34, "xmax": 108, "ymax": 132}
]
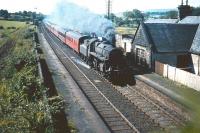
[{"xmin": 106, "ymin": 0, "xmax": 112, "ymax": 19}]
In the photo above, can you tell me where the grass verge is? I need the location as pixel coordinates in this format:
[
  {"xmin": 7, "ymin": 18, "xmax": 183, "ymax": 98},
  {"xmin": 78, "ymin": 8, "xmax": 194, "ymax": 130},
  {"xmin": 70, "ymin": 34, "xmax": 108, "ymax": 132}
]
[
  {"xmin": 0, "ymin": 20, "xmax": 68, "ymax": 132},
  {"xmin": 116, "ymin": 27, "xmax": 137, "ymax": 35}
]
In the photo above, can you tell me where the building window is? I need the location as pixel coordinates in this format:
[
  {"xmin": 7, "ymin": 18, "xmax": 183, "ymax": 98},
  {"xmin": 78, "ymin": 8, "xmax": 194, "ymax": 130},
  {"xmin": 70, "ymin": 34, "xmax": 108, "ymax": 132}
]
[
  {"xmin": 136, "ymin": 48, "xmax": 146, "ymax": 66},
  {"xmin": 138, "ymin": 49, "xmax": 145, "ymax": 58}
]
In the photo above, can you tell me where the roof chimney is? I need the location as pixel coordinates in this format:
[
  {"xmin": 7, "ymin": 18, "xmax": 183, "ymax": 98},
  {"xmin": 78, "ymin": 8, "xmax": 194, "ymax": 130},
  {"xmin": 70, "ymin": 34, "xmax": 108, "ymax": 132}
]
[{"xmin": 178, "ymin": 0, "xmax": 192, "ymax": 20}]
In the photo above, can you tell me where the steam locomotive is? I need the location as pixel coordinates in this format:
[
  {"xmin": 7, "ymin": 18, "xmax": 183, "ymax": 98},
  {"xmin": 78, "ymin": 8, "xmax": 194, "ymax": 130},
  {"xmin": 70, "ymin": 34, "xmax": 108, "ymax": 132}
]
[{"xmin": 44, "ymin": 21, "xmax": 133, "ymax": 85}]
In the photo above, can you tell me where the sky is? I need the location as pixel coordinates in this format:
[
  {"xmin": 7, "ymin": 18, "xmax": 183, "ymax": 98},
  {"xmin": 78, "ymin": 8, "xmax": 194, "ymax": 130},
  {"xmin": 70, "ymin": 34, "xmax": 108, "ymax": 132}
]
[{"xmin": 0, "ymin": 0, "xmax": 200, "ymax": 14}]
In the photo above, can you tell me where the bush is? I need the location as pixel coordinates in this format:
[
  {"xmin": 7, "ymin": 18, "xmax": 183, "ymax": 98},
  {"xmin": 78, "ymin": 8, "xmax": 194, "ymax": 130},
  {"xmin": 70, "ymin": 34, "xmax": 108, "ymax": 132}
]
[
  {"xmin": 1, "ymin": 32, "xmax": 8, "ymax": 38},
  {"xmin": 0, "ymin": 85, "xmax": 55, "ymax": 133},
  {"xmin": 34, "ymin": 32, "xmax": 39, "ymax": 43},
  {"xmin": 0, "ymin": 50, "xmax": 62, "ymax": 132},
  {"xmin": 0, "ymin": 25, "xmax": 4, "ymax": 29},
  {"xmin": 24, "ymin": 29, "xmax": 33, "ymax": 39},
  {"xmin": 7, "ymin": 26, "xmax": 16, "ymax": 29},
  {"xmin": 0, "ymin": 25, "xmax": 68, "ymax": 132}
]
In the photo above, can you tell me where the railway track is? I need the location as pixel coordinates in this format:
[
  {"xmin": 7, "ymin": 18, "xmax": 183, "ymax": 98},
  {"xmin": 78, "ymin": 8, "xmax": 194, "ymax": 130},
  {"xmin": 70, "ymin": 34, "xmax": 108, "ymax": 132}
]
[
  {"xmin": 40, "ymin": 24, "xmax": 186, "ymax": 133},
  {"xmin": 115, "ymin": 85, "xmax": 184, "ymax": 128},
  {"xmin": 89, "ymin": 69, "xmax": 187, "ymax": 129},
  {"xmin": 87, "ymin": 69, "xmax": 186, "ymax": 131},
  {"xmin": 41, "ymin": 25, "xmax": 139, "ymax": 133}
]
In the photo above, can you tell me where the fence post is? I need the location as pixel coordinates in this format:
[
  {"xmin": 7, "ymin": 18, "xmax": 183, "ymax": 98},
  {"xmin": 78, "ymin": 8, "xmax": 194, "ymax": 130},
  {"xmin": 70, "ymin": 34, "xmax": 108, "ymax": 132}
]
[
  {"xmin": 174, "ymin": 67, "xmax": 176, "ymax": 81},
  {"xmin": 167, "ymin": 64, "xmax": 168, "ymax": 78}
]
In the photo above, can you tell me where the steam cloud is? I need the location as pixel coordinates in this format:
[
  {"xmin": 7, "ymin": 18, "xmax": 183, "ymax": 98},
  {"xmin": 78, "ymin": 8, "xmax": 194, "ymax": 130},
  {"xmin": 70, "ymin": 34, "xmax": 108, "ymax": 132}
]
[{"xmin": 45, "ymin": 0, "xmax": 115, "ymax": 43}]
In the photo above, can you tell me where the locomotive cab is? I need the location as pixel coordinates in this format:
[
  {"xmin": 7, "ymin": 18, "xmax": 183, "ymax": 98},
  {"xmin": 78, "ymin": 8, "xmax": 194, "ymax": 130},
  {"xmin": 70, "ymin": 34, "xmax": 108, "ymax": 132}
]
[{"xmin": 80, "ymin": 38, "xmax": 98, "ymax": 62}]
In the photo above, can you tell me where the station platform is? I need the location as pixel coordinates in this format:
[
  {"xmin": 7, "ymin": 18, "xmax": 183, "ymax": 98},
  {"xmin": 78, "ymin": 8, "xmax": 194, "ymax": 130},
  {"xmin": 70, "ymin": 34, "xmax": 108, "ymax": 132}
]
[
  {"xmin": 135, "ymin": 72, "xmax": 200, "ymax": 129},
  {"xmin": 136, "ymin": 73, "xmax": 200, "ymax": 110}
]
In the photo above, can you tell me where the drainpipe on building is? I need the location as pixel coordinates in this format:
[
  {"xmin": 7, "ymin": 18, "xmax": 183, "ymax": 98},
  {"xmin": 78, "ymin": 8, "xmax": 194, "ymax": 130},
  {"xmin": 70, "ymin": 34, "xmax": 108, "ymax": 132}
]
[
  {"xmin": 150, "ymin": 45, "xmax": 154, "ymax": 71},
  {"xmin": 198, "ymin": 55, "xmax": 200, "ymax": 75}
]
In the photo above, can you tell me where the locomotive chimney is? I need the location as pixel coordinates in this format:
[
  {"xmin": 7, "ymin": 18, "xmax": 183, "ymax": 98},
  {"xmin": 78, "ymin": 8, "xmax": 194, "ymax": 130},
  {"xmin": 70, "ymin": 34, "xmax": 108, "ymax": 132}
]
[{"xmin": 178, "ymin": 0, "xmax": 192, "ymax": 20}]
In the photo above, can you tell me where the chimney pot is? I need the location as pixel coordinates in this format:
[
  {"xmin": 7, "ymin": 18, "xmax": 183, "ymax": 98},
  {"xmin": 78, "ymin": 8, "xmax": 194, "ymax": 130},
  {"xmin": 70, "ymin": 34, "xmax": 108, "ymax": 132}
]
[{"xmin": 178, "ymin": 2, "xmax": 192, "ymax": 20}]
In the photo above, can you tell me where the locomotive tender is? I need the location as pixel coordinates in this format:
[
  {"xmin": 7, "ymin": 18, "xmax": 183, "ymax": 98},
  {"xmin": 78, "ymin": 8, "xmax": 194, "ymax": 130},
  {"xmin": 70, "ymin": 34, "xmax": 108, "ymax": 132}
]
[{"xmin": 44, "ymin": 21, "xmax": 133, "ymax": 84}]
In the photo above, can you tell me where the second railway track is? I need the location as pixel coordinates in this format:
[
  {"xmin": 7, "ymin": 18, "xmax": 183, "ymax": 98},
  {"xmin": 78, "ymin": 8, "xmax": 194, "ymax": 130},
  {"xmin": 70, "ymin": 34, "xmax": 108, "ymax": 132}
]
[{"xmin": 40, "ymin": 24, "xmax": 187, "ymax": 133}]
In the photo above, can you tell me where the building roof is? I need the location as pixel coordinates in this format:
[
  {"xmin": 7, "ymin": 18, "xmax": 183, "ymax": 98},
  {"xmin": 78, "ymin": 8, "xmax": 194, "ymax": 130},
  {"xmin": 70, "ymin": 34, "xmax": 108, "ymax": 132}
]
[
  {"xmin": 133, "ymin": 23, "xmax": 150, "ymax": 47},
  {"xmin": 145, "ymin": 19, "xmax": 178, "ymax": 24},
  {"xmin": 190, "ymin": 25, "xmax": 200, "ymax": 54},
  {"xmin": 133, "ymin": 23, "xmax": 198, "ymax": 53},
  {"xmin": 178, "ymin": 16, "xmax": 200, "ymax": 24}
]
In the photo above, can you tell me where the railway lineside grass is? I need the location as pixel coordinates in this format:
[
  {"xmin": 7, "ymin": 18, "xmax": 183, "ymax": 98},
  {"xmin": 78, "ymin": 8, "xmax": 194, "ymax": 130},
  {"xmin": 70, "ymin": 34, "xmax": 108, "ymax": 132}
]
[
  {"xmin": 0, "ymin": 21, "xmax": 66, "ymax": 132},
  {"xmin": 161, "ymin": 79, "xmax": 200, "ymax": 132},
  {"xmin": 0, "ymin": 20, "xmax": 27, "ymax": 47},
  {"xmin": 116, "ymin": 27, "xmax": 137, "ymax": 35},
  {"xmin": 162, "ymin": 81, "xmax": 200, "ymax": 132},
  {"xmin": 0, "ymin": 20, "xmax": 26, "ymax": 28},
  {"xmin": 178, "ymin": 85, "xmax": 200, "ymax": 133},
  {"xmin": 146, "ymin": 74, "xmax": 200, "ymax": 132}
]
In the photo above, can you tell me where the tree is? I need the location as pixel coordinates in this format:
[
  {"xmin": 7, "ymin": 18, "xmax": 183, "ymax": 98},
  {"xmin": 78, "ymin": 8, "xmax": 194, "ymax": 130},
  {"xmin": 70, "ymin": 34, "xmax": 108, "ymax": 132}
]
[
  {"xmin": 159, "ymin": 10, "xmax": 178, "ymax": 19},
  {"xmin": 122, "ymin": 9, "xmax": 143, "ymax": 27},
  {"xmin": 123, "ymin": 9, "xmax": 144, "ymax": 21},
  {"xmin": 132, "ymin": 9, "xmax": 144, "ymax": 21},
  {"xmin": 115, "ymin": 17, "xmax": 124, "ymax": 26},
  {"xmin": 123, "ymin": 11, "xmax": 134, "ymax": 20},
  {"xmin": 192, "ymin": 7, "xmax": 200, "ymax": 16},
  {"xmin": 23, "ymin": 11, "xmax": 28, "ymax": 16},
  {"xmin": 104, "ymin": 9, "xmax": 144, "ymax": 27},
  {"xmin": 27, "ymin": 11, "xmax": 33, "ymax": 18},
  {"xmin": 0, "ymin": 9, "xmax": 10, "ymax": 19},
  {"xmin": 109, "ymin": 13, "xmax": 117, "ymax": 22},
  {"xmin": 166, "ymin": 10, "xmax": 178, "ymax": 19}
]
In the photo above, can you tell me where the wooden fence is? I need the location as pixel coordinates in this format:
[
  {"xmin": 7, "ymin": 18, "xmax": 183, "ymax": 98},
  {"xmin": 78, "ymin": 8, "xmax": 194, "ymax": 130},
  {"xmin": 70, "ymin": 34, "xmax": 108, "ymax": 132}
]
[{"xmin": 155, "ymin": 61, "xmax": 200, "ymax": 91}]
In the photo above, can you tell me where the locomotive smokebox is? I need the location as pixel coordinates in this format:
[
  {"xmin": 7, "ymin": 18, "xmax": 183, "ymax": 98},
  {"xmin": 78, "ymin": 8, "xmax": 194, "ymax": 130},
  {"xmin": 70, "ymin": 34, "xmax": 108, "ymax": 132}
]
[{"xmin": 109, "ymin": 48, "xmax": 125, "ymax": 67}]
